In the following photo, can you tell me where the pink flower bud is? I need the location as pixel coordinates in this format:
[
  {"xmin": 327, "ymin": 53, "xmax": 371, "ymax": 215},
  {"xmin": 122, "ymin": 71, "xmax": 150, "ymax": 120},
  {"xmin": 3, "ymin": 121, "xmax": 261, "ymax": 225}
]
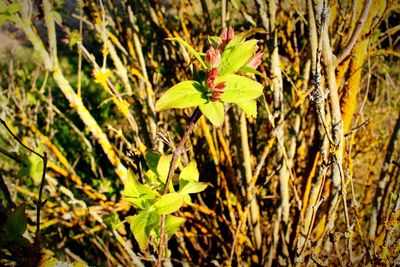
[
  {"xmin": 215, "ymin": 82, "xmax": 226, "ymax": 90},
  {"xmin": 205, "ymin": 46, "xmax": 221, "ymax": 68},
  {"xmin": 205, "ymin": 68, "xmax": 226, "ymax": 102},
  {"xmin": 206, "ymin": 67, "xmax": 218, "ymax": 89},
  {"xmin": 221, "ymin": 26, "xmax": 235, "ymax": 48},
  {"xmin": 247, "ymin": 51, "xmax": 264, "ymax": 70}
]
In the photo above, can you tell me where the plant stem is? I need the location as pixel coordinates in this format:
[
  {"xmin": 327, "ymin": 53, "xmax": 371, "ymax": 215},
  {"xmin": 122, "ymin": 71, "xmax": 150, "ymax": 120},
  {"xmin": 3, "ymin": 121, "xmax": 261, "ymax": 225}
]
[{"xmin": 157, "ymin": 107, "xmax": 202, "ymax": 267}]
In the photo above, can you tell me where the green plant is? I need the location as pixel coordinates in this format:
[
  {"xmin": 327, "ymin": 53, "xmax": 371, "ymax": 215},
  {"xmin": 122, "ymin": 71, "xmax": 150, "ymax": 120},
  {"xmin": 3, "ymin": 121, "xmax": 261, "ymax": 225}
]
[
  {"xmin": 156, "ymin": 27, "xmax": 265, "ymax": 127},
  {"xmin": 124, "ymin": 153, "xmax": 208, "ymax": 251},
  {"xmin": 122, "ymin": 27, "xmax": 267, "ymax": 265}
]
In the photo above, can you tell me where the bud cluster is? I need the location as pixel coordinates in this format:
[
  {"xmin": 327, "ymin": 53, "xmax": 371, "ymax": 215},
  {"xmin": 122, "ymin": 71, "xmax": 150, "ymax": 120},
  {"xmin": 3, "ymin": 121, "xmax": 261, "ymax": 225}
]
[{"xmin": 203, "ymin": 27, "xmax": 235, "ymax": 102}]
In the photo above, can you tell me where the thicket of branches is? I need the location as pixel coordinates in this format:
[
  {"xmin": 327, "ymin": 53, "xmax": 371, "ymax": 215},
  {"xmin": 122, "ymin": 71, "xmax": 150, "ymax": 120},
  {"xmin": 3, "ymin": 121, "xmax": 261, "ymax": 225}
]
[{"xmin": 0, "ymin": 0, "xmax": 399, "ymax": 266}]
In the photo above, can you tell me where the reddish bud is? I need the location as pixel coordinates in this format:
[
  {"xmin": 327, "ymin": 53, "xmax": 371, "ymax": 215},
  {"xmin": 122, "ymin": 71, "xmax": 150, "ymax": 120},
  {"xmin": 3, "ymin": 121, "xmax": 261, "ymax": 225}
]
[
  {"xmin": 215, "ymin": 82, "xmax": 226, "ymax": 90},
  {"xmin": 206, "ymin": 68, "xmax": 218, "ymax": 89},
  {"xmin": 210, "ymin": 96, "xmax": 221, "ymax": 102},
  {"xmin": 247, "ymin": 51, "xmax": 264, "ymax": 70},
  {"xmin": 221, "ymin": 26, "xmax": 235, "ymax": 47},
  {"xmin": 205, "ymin": 46, "xmax": 221, "ymax": 68}
]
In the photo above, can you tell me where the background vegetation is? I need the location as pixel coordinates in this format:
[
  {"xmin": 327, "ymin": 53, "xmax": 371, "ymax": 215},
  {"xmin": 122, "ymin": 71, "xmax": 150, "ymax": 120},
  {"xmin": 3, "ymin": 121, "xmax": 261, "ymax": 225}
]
[{"xmin": 0, "ymin": 0, "xmax": 399, "ymax": 266}]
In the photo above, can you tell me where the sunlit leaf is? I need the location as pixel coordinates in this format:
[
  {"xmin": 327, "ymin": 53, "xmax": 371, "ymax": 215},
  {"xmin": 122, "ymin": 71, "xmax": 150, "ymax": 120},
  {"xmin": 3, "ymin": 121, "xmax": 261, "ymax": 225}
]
[
  {"xmin": 18, "ymin": 150, "xmax": 44, "ymax": 186},
  {"xmin": 226, "ymin": 28, "xmax": 266, "ymax": 49},
  {"xmin": 0, "ymin": 2, "xmax": 6, "ymax": 12},
  {"xmin": 126, "ymin": 211, "xmax": 159, "ymax": 251},
  {"xmin": 155, "ymin": 81, "xmax": 207, "ymax": 111},
  {"xmin": 151, "ymin": 193, "xmax": 184, "ymax": 215},
  {"xmin": 7, "ymin": 3, "xmax": 21, "ymax": 14},
  {"xmin": 145, "ymin": 150, "xmax": 161, "ymax": 173},
  {"xmin": 218, "ymin": 74, "xmax": 263, "ymax": 103},
  {"xmin": 179, "ymin": 161, "xmax": 199, "ymax": 182},
  {"xmin": 0, "ymin": 15, "xmax": 7, "ymax": 26},
  {"xmin": 236, "ymin": 99, "xmax": 258, "ymax": 118},
  {"xmin": 219, "ymin": 40, "xmax": 258, "ymax": 75},
  {"xmin": 179, "ymin": 180, "xmax": 209, "ymax": 194},
  {"xmin": 199, "ymin": 101, "xmax": 224, "ymax": 127},
  {"xmin": 156, "ymin": 154, "xmax": 172, "ymax": 183},
  {"xmin": 123, "ymin": 170, "xmax": 159, "ymax": 209},
  {"xmin": 238, "ymin": 65, "xmax": 264, "ymax": 77},
  {"xmin": 183, "ymin": 194, "xmax": 194, "ymax": 206},
  {"xmin": 165, "ymin": 215, "xmax": 185, "ymax": 238}
]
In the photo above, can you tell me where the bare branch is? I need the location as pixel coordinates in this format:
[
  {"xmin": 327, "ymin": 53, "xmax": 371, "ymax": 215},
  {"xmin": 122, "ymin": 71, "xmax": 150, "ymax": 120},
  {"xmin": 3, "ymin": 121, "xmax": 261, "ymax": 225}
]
[{"xmin": 335, "ymin": 0, "xmax": 373, "ymax": 65}]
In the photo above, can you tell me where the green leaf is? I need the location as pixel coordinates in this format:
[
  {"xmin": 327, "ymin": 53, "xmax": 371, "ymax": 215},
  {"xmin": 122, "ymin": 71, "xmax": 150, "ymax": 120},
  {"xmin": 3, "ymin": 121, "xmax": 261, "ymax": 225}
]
[
  {"xmin": 0, "ymin": 2, "xmax": 7, "ymax": 12},
  {"xmin": 6, "ymin": 3, "xmax": 21, "ymax": 14},
  {"xmin": 218, "ymin": 74, "xmax": 263, "ymax": 103},
  {"xmin": 18, "ymin": 150, "xmax": 44, "ymax": 186},
  {"xmin": 183, "ymin": 194, "xmax": 194, "ymax": 206},
  {"xmin": 208, "ymin": 36, "xmax": 221, "ymax": 47},
  {"xmin": 124, "ymin": 170, "xmax": 160, "ymax": 209},
  {"xmin": 165, "ymin": 215, "xmax": 185, "ymax": 238},
  {"xmin": 226, "ymin": 28, "xmax": 266, "ymax": 49},
  {"xmin": 236, "ymin": 100, "xmax": 258, "ymax": 118},
  {"xmin": 0, "ymin": 15, "xmax": 7, "ymax": 26},
  {"xmin": 179, "ymin": 180, "xmax": 209, "ymax": 194},
  {"xmin": 156, "ymin": 154, "xmax": 172, "ymax": 184},
  {"xmin": 219, "ymin": 40, "xmax": 258, "ymax": 75},
  {"xmin": 144, "ymin": 169, "xmax": 159, "ymax": 186},
  {"xmin": 52, "ymin": 10, "xmax": 62, "ymax": 24},
  {"xmin": 238, "ymin": 65, "xmax": 264, "ymax": 77},
  {"xmin": 151, "ymin": 193, "xmax": 184, "ymax": 215},
  {"xmin": 145, "ymin": 150, "xmax": 161, "ymax": 172},
  {"xmin": 179, "ymin": 161, "xmax": 199, "ymax": 182},
  {"xmin": 167, "ymin": 37, "xmax": 207, "ymax": 68},
  {"xmin": 199, "ymin": 101, "xmax": 224, "ymax": 127},
  {"xmin": 155, "ymin": 81, "xmax": 207, "ymax": 111},
  {"xmin": 127, "ymin": 211, "xmax": 159, "ymax": 251},
  {"xmin": 4, "ymin": 204, "xmax": 27, "ymax": 235}
]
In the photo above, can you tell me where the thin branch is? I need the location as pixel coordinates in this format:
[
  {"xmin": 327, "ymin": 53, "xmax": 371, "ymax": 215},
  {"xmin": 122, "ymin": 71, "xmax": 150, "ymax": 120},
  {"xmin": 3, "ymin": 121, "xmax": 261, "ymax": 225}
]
[
  {"xmin": 335, "ymin": 0, "xmax": 372, "ymax": 65},
  {"xmin": 157, "ymin": 107, "xmax": 202, "ymax": 267},
  {"xmin": 0, "ymin": 119, "xmax": 47, "ymax": 242},
  {"xmin": 0, "ymin": 119, "xmax": 43, "ymax": 159}
]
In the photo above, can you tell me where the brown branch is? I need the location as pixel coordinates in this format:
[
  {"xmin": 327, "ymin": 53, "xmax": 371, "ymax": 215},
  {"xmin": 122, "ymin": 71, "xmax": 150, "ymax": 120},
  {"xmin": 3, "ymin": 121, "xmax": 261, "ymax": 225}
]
[{"xmin": 157, "ymin": 107, "xmax": 202, "ymax": 267}]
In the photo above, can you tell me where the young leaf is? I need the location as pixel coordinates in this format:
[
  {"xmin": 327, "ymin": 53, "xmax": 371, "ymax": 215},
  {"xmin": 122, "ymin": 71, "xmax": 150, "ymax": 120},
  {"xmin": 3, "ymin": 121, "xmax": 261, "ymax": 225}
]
[
  {"xmin": 225, "ymin": 28, "xmax": 266, "ymax": 49},
  {"xmin": 236, "ymin": 99, "xmax": 258, "ymax": 118},
  {"xmin": 145, "ymin": 150, "xmax": 161, "ymax": 172},
  {"xmin": 7, "ymin": 3, "xmax": 21, "ymax": 14},
  {"xmin": 0, "ymin": 2, "xmax": 6, "ymax": 12},
  {"xmin": 218, "ymin": 74, "xmax": 263, "ymax": 103},
  {"xmin": 179, "ymin": 161, "xmax": 199, "ymax": 182},
  {"xmin": 127, "ymin": 211, "xmax": 159, "ymax": 251},
  {"xmin": 219, "ymin": 40, "xmax": 259, "ymax": 75},
  {"xmin": 155, "ymin": 81, "xmax": 207, "ymax": 111},
  {"xmin": 4, "ymin": 204, "xmax": 27, "ymax": 235},
  {"xmin": 165, "ymin": 215, "xmax": 186, "ymax": 238},
  {"xmin": 166, "ymin": 37, "xmax": 207, "ymax": 68},
  {"xmin": 238, "ymin": 65, "xmax": 264, "ymax": 77},
  {"xmin": 18, "ymin": 149, "xmax": 44, "ymax": 186},
  {"xmin": 156, "ymin": 154, "xmax": 172, "ymax": 184},
  {"xmin": 183, "ymin": 194, "xmax": 194, "ymax": 206},
  {"xmin": 179, "ymin": 181, "xmax": 209, "ymax": 195},
  {"xmin": 151, "ymin": 193, "xmax": 184, "ymax": 215},
  {"xmin": 199, "ymin": 101, "xmax": 224, "ymax": 127},
  {"xmin": 123, "ymin": 170, "xmax": 159, "ymax": 209}
]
